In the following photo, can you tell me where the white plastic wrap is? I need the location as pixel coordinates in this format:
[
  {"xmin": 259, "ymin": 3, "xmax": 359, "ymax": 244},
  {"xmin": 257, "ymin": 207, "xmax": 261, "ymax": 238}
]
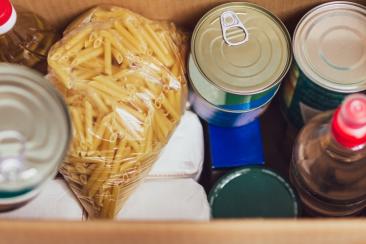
[
  {"xmin": 148, "ymin": 111, "xmax": 204, "ymax": 181},
  {"xmin": 118, "ymin": 179, "xmax": 209, "ymax": 221},
  {"xmin": 0, "ymin": 179, "xmax": 82, "ymax": 220},
  {"xmin": 47, "ymin": 6, "xmax": 188, "ymax": 218}
]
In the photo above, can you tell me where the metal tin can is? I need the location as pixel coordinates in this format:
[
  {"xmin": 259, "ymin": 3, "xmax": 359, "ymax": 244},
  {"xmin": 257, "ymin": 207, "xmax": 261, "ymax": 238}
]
[
  {"xmin": 281, "ymin": 2, "xmax": 366, "ymax": 129},
  {"xmin": 0, "ymin": 63, "xmax": 71, "ymax": 211},
  {"xmin": 189, "ymin": 2, "xmax": 292, "ymax": 127},
  {"xmin": 209, "ymin": 167, "xmax": 299, "ymax": 218}
]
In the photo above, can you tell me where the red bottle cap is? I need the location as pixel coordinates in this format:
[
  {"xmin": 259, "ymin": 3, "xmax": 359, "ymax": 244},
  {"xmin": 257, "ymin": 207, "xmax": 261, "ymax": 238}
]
[
  {"xmin": 0, "ymin": 0, "xmax": 13, "ymax": 26},
  {"xmin": 332, "ymin": 94, "xmax": 366, "ymax": 148}
]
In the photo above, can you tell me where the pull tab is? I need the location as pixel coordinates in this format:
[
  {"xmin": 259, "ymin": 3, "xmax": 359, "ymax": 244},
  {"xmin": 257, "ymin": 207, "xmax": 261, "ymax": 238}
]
[
  {"xmin": 0, "ymin": 131, "xmax": 26, "ymax": 182},
  {"xmin": 220, "ymin": 11, "xmax": 249, "ymax": 46}
]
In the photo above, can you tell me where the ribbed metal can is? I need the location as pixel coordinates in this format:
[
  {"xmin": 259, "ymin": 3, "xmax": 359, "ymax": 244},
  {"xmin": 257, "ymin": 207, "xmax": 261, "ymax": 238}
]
[
  {"xmin": 281, "ymin": 1, "xmax": 366, "ymax": 129},
  {"xmin": 189, "ymin": 2, "xmax": 292, "ymax": 127},
  {"xmin": 0, "ymin": 63, "xmax": 71, "ymax": 211}
]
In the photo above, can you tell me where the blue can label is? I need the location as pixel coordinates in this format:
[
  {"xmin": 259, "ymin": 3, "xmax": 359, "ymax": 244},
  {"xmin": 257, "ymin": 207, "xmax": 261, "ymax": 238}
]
[{"xmin": 190, "ymin": 91, "xmax": 267, "ymax": 127}]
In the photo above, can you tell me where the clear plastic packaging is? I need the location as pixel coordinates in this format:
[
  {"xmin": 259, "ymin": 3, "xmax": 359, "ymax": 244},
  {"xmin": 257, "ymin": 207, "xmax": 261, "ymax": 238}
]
[{"xmin": 47, "ymin": 6, "xmax": 188, "ymax": 218}]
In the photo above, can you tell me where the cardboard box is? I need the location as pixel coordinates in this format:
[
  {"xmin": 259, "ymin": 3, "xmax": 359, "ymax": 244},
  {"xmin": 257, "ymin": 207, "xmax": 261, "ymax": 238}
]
[{"xmin": 6, "ymin": 0, "xmax": 366, "ymax": 243}]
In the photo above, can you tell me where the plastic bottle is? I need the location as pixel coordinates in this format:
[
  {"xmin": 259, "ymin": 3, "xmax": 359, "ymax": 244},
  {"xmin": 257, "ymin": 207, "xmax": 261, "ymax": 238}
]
[
  {"xmin": 290, "ymin": 94, "xmax": 366, "ymax": 217},
  {"xmin": 0, "ymin": 0, "xmax": 58, "ymax": 71}
]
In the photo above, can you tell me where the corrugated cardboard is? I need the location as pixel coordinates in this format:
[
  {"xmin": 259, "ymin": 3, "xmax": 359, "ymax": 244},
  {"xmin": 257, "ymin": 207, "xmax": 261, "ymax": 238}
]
[{"xmin": 5, "ymin": 0, "xmax": 366, "ymax": 243}]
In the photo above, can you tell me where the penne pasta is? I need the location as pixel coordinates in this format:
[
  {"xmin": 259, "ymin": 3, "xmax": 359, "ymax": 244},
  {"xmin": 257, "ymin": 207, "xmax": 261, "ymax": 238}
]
[
  {"xmin": 65, "ymin": 25, "xmax": 93, "ymax": 50},
  {"xmin": 145, "ymin": 24, "xmax": 171, "ymax": 55},
  {"xmin": 155, "ymin": 110, "xmax": 173, "ymax": 138},
  {"xmin": 122, "ymin": 18, "xmax": 148, "ymax": 52},
  {"xmin": 110, "ymin": 29, "xmax": 138, "ymax": 53},
  {"xmin": 104, "ymin": 38, "xmax": 112, "ymax": 75},
  {"xmin": 93, "ymin": 36, "xmax": 103, "ymax": 48},
  {"xmin": 64, "ymin": 41, "xmax": 84, "ymax": 58},
  {"xmin": 113, "ymin": 21, "xmax": 141, "ymax": 52},
  {"xmin": 100, "ymin": 30, "xmax": 128, "ymax": 57},
  {"xmin": 89, "ymin": 91, "xmax": 109, "ymax": 114},
  {"xmin": 117, "ymin": 102, "xmax": 145, "ymax": 122},
  {"xmin": 89, "ymin": 81, "xmax": 128, "ymax": 99},
  {"xmin": 171, "ymin": 61, "xmax": 181, "ymax": 78},
  {"xmin": 70, "ymin": 107, "xmax": 86, "ymax": 147},
  {"xmin": 111, "ymin": 48, "xmax": 123, "ymax": 65},
  {"xmin": 85, "ymin": 100, "xmax": 94, "ymax": 148},
  {"xmin": 74, "ymin": 69, "xmax": 101, "ymax": 81},
  {"xmin": 71, "ymin": 47, "xmax": 103, "ymax": 66},
  {"xmin": 49, "ymin": 61, "xmax": 72, "ymax": 89},
  {"xmin": 47, "ymin": 5, "xmax": 187, "ymax": 219},
  {"xmin": 160, "ymin": 93, "xmax": 180, "ymax": 121},
  {"xmin": 140, "ymin": 25, "xmax": 174, "ymax": 67}
]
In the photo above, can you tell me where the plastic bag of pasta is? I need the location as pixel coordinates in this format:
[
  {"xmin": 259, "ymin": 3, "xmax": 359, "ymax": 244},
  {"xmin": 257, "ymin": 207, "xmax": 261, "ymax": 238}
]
[{"xmin": 47, "ymin": 6, "xmax": 188, "ymax": 219}]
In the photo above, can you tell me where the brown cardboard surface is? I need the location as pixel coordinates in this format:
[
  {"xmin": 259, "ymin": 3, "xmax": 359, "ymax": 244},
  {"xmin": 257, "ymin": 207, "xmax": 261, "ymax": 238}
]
[
  {"xmin": 4, "ymin": 0, "xmax": 366, "ymax": 242},
  {"xmin": 1, "ymin": 219, "xmax": 366, "ymax": 244},
  {"xmin": 12, "ymin": 0, "xmax": 365, "ymax": 30}
]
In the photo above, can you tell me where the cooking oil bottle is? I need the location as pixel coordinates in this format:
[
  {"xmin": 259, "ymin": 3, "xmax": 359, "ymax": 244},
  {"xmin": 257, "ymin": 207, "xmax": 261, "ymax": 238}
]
[
  {"xmin": 0, "ymin": 0, "xmax": 58, "ymax": 71},
  {"xmin": 291, "ymin": 94, "xmax": 366, "ymax": 217}
]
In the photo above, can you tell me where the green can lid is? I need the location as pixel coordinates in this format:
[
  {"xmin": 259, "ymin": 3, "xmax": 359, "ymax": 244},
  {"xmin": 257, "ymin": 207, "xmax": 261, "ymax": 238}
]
[
  {"xmin": 293, "ymin": 2, "xmax": 366, "ymax": 93},
  {"xmin": 191, "ymin": 2, "xmax": 291, "ymax": 95},
  {"xmin": 209, "ymin": 167, "xmax": 298, "ymax": 218}
]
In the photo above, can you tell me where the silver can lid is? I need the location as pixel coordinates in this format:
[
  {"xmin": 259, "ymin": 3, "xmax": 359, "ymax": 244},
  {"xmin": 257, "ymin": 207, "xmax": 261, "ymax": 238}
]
[
  {"xmin": 191, "ymin": 2, "xmax": 291, "ymax": 95},
  {"xmin": 293, "ymin": 2, "xmax": 366, "ymax": 93},
  {"xmin": 0, "ymin": 64, "xmax": 71, "ymax": 194}
]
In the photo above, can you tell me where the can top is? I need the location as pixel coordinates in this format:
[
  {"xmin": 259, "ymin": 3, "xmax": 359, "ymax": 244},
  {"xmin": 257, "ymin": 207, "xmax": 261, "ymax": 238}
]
[
  {"xmin": 191, "ymin": 2, "xmax": 291, "ymax": 95},
  {"xmin": 209, "ymin": 167, "xmax": 298, "ymax": 218},
  {"xmin": 0, "ymin": 64, "xmax": 71, "ymax": 195},
  {"xmin": 293, "ymin": 2, "xmax": 366, "ymax": 93}
]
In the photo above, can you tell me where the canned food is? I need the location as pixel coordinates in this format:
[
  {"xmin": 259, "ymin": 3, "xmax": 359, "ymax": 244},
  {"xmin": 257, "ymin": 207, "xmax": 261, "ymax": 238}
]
[
  {"xmin": 282, "ymin": 2, "xmax": 366, "ymax": 129},
  {"xmin": 209, "ymin": 167, "xmax": 299, "ymax": 218},
  {"xmin": 0, "ymin": 63, "xmax": 71, "ymax": 211},
  {"xmin": 189, "ymin": 2, "xmax": 292, "ymax": 127}
]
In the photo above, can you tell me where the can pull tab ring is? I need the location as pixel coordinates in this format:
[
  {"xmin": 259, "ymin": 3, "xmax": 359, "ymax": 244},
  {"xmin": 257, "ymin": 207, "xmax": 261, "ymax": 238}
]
[
  {"xmin": 0, "ymin": 131, "xmax": 26, "ymax": 182},
  {"xmin": 220, "ymin": 11, "xmax": 249, "ymax": 46}
]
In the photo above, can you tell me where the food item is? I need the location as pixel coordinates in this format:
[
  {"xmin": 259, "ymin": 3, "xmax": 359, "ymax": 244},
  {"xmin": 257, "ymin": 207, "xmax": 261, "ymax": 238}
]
[
  {"xmin": 0, "ymin": 0, "xmax": 58, "ymax": 71},
  {"xmin": 148, "ymin": 111, "xmax": 204, "ymax": 182},
  {"xmin": 189, "ymin": 2, "xmax": 291, "ymax": 127},
  {"xmin": 118, "ymin": 179, "xmax": 210, "ymax": 221},
  {"xmin": 0, "ymin": 63, "xmax": 71, "ymax": 211},
  {"xmin": 281, "ymin": 2, "xmax": 366, "ymax": 129},
  {"xmin": 291, "ymin": 94, "xmax": 366, "ymax": 217},
  {"xmin": 47, "ymin": 6, "xmax": 187, "ymax": 218},
  {"xmin": 209, "ymin": 167, "xmax": 298, "ymax": 218}
]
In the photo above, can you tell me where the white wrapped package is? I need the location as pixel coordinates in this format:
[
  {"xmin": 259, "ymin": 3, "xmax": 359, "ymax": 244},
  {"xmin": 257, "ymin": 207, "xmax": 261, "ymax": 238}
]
[
  {"xmin": 148, "ymin": 111, "xmax": 204, "ymax": 181},
  {"xmin": 0, "ymin": 179, "xmax": 83, "ymax": 220},
  {"xmin": 118, "ymin": 178, "xmax": 210, "ymax": 221},
  {"xmin": 0, "ymin": 178, "xmax": 210, "ymax": 221}
]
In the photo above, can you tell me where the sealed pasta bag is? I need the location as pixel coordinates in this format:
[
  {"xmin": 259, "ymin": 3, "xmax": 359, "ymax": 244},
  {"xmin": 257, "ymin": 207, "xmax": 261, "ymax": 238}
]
[
  {"xmin": 47, "ymin": 6, "xmax": 188, "ymax": 218},
  {"xmin": 64, "ymin": 6, "xmax": 188, "ymax": 70}
]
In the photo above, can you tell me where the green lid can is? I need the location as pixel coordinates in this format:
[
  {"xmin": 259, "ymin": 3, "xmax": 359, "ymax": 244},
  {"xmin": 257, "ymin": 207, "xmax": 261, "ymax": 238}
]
[{"xmin": 209, "ymin": 167, "xmax": 298, "ymax": 218}]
